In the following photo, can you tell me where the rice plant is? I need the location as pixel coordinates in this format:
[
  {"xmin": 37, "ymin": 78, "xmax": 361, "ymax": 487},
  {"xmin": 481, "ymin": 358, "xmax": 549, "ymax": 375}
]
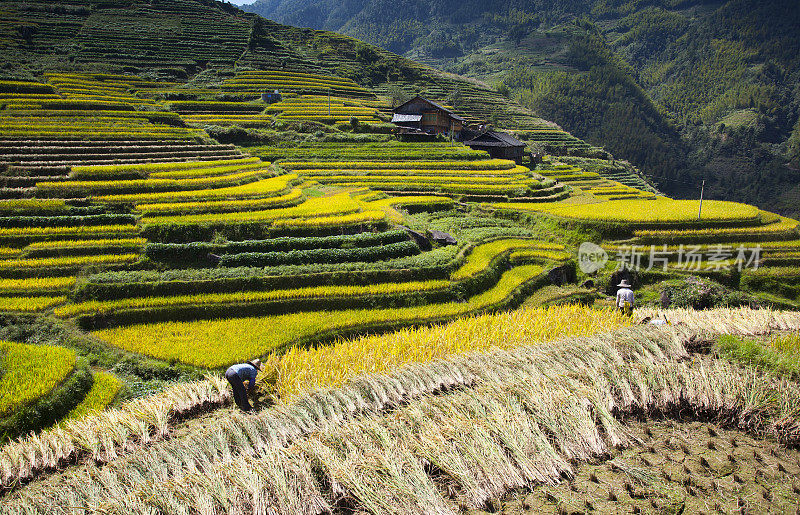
[
  {"xmin": 493, "ymin": 198, "xmax": 762, "ymax": 225},
  {"xmin": 0, "ymin": 342, "xmax": 75, "ymax": 417},
  {"xmin": 64, "ymin": 372, "xmax": 122, "ymax": 420}
]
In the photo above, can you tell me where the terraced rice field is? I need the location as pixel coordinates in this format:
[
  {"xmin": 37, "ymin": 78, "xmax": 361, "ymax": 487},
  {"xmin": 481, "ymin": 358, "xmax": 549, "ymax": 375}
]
[
  {"xmin": 265, "ymin": 95, "xmax": 382, "ymax": 123},
  {"xmin": 493, "ymin": 197, "xmax": 761, "ymax": 226},
  {"xmin": 0, "ymin": 26, "xmax": 800, "ymax": 513},
  {"xmin": 0, "ymin": 72, "xmax": 572, "ymax": 376},
  {"xmin": 221, "ymin": 70, "xmax": 375, "ymax": 99},
  {"xmin": 0, "ymin": 78, "xmax": 200, "ymax": 141},
  {"xmin": 255, "ymin": 144, "xmax": 569, "ymax": 200}
]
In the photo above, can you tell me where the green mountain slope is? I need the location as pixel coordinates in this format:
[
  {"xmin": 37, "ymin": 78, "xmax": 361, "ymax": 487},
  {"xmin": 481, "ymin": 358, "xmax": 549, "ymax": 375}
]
[{"xmin": 244, "ymin": 0, "xmax": 800, "ymax": 218}]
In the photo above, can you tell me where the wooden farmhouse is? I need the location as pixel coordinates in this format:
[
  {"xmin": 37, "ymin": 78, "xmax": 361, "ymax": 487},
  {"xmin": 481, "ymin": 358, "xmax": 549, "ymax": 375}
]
[
  {"xmin": 391, "ymin": 96, "xmax": 465, "ymax": 137},
  {"xmin": 463, "ymin": 130, "xmax": 527, "ymax": 163}
]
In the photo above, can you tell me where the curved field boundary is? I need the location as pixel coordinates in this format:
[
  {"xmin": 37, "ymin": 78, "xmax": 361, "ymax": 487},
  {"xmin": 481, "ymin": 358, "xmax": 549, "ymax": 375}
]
[
  {"xmin": 91, "ymin": 264, "xmax": 549, "ymax": 367},
  {"xmin": 135, "ymin": 188, "xmax": 305, "ymax": 216},
  {"xmin": 98, "ymin": 174, "xmax": 299, "ymax": 204},
  {"xmin": 634, "ymin": 215, "xmax": 800, "ymax": 244},
  {"xmin": 0, "ymin": 342, "xmax": 76, "ymax": 419},
  {"xmin": 0, "ymin": 343, "xmax": 92, "ymax": 442},
  {"xmin": 64, "ymin": 372, "xmax": 122, "ymax": 421},
  {"xmin": 61, "ymin": 238, "xmax": 559, "ymax": 327}
]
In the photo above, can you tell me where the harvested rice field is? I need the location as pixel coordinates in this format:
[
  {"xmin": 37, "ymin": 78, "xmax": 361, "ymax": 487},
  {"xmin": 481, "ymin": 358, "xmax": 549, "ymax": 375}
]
[{"xmin": 487, "ymin": 420, "xmax": 800, "ymax": 515}]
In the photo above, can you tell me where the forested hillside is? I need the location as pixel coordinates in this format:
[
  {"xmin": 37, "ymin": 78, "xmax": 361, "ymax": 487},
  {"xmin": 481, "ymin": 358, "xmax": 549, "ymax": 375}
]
[{"xmin": 244, "ymin": 0, "xmax": 800, "ymax": 218}]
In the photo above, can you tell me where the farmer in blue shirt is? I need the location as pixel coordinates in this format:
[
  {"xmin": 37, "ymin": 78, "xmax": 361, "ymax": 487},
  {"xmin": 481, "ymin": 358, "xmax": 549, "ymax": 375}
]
[{"xmin": 225, "ymin": 359, "xmax": 262, "ymax": 412}]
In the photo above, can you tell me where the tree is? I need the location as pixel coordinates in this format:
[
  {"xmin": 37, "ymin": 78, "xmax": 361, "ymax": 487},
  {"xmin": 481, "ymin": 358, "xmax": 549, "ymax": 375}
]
[{"xmin": 386, "ymin": 84, "xmax": 413, "ymax": 108}]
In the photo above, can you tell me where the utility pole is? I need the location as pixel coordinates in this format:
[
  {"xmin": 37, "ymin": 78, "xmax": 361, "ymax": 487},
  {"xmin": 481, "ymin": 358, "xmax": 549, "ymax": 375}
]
[
  {"xmin": 328, "ymin": 88, "xmax": 331, "ymax": 117},
  {"xmin": 698, "ymin": 179, "xmax": 705, "ymax": 220}
]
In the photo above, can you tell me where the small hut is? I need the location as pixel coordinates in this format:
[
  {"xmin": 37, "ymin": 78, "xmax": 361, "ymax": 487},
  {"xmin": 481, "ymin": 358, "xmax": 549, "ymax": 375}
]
[
  {"xmin": 463, "ymin": 130, "xmax": 526, "ymax": 163},
  {"xmin": 391, "ymin": 96, "xmax": 464, "ymax": 138}
]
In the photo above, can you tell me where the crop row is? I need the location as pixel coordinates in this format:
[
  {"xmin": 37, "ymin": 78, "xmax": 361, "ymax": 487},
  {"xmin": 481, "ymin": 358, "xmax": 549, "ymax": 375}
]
[
  {"xmin": 508, "ymin": 249, "xmax": 572, "ymax": 264},
  {"xmin": 305, "ymin": 173, "xmax": 531, "ymax": 184},
  {"xmin": 56, "ymin": 275, "xmax": 451, "ymax": 321},
  {"xmin": 167, "ymin": 101, "xmax": 266, "ymax": 113},
  {"xmin": 0, "ymin": 213, "xmax": 136, "ymax": 229},
  {"xmin": 0, "ymin": 81, "xmax": 56, "ymax": 94},
  {"xmin": 328, "ymin": 180, "xmax": 539, "ymax": 197},
  {"xmin": 281, "ymin": 159, "xmax": 518, "ymax": 171},
  {"xmin": 69, "ymin": 158, "xmax": 262, "ymax": 180},
  {"xmin": 74, "ymin": 245, "xmax": 461, "ymax": 301},
  {"xmin": 0, "ymin": 225, "xmax": 139, "ymax": 245},
  {"xmin": 24, "ymin": 238, "xmax": 146, "ymax": 258},
  {"xmin": 492, "ymin": 198, "xmax": 762, "ymax": 227},
  {"xmin": 145, "ymin": 230, "xmax": 408, "ymax": 266},
  {"xmin": 97, "ymin": 174, "xmax": 298, "ymax": 204},
  {"xmin": 2, "ymin": 99, "xmax": 136, "ymax": 111},
  {"xmin": 0, "ymin": 277, "xmax": 76, "ymax": 295},
  {"xmin": 0, "ymin": 129, "xmax": 199, "ymax": 141},
  {"xmin": 63, "ymin": 372, "xmax": 121, "ymax": 421},
  {"xmin": 136, "ymin": 188, "xmax": 304, "ymax": 216},
  {"xmin": 451, "ymin": 239, "xmax": 561, "ymax": 281},
  {"xmin": 37, "ymin": 169, "xmax": 270, "ymax": 197},
  {"xmin": 139, "ymin": 192, "xmax": 360, "ymax": 225},
  {"xmin": 147, "ymin": 163, "xmax": 269, "ymax": 181},
  {"xmin": 221, "ymin": 85, "xmax": 372, "ymax": 98},
  {"xmin": 0, "ymin": 95, "xmax": 62, "ymax": 104},
  {"xmin": 274, "ymin": 115, "xmax": 378, "ymax": 122},
  {"xmin": 1, "ymin": 116, "xmax": 179, "ymax": 129},
  {"xmin": 219, "ymin": 240, "xmax": 420, "ymax": 268},
  {"xmin": 0, "ymin": 253, "xmax": 140, "ymax": 272},
  {"xmin": 2, "ymin": 110, "xmax": 183, "ymax": 125},
  {"xmin": 0, "ymin": 296, "xmax": 68, "ymax": 312},
  {"xmin": 74, "ymin": 238, "xmax": 548, "ymax": 325},
  {"xmin": 634, "ymin": 215, "xmax": 800, "ymax": 243},
  {"xmin": 231, "ymin": 71, "xmax": 362, "ymax": 85},
  {"xmin": 140, "ymin": 210, "xmax": 388, "ymax": 243},
  {"xmin": 0, "ymin": 199, "xmax": 68, "ymax": 213},
  {"xmin": 144, "ymin": 229, "xmax": 411, "ymax": 266},
  {"xmin": 301, "ymin": 168, "xmax": 533, "ymax": 179},
  {"xmin": 181, "ymin": 115, "xmax": 275, "ymax": 127},
  {"xmin": 71, "ymin": 157, "xmax": 259, "ymax": 177},
  {"xmin": 249, "ymin": 143, "xmax": 488, "ymax": 162}
]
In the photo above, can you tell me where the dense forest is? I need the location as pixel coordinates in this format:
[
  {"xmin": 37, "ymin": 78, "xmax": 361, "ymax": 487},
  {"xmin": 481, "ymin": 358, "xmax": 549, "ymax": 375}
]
[{"xmin": 244, "ymin": 0, "xmax": 800, "ymax": 218}]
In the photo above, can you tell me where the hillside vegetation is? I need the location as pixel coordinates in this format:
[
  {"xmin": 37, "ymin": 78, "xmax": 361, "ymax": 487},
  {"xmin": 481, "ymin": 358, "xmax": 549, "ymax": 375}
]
[{"xmin": 246, "ymin": 0, "xmax": 800, "ymax": 219}]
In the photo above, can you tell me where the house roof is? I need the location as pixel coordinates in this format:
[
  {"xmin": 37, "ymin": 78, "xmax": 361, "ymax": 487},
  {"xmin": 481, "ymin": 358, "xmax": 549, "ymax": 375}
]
[
  {"xmin": 464, "ymin": 130, "xmax": 526, "ymax": 148},
  {"xmin": 391, "ymin": 113, "xmax": 422, "ymax": 123},
  {"xmin": 394, "ymin": 95, "xmax": 466, "ymax": 123}
]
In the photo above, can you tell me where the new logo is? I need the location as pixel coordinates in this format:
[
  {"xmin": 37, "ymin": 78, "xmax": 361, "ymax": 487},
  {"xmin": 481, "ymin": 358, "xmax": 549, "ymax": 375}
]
[{"xmin": 578, "ymin": 242, "xmax": 608, "ymax": 274}]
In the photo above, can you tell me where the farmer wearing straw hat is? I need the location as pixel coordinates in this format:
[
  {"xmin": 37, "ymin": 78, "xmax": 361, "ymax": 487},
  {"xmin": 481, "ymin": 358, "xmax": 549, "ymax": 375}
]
[
  {"xmin": 224, "ymin": 359, "xmax": 262, "ymax": 412},
  {"xmin": 616, "ymin": 279, "xmax": 635, "ymax": 316}
]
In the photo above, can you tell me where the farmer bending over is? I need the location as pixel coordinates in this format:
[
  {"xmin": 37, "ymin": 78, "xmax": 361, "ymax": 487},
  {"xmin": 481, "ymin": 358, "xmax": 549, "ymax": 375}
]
[
  {"xmin": 616, "ymin": 279, "xmax": 635, "ymax": 316},
  {"xmin": 225, "ymin": 359, "xmax": 261, "ymax": 412}
]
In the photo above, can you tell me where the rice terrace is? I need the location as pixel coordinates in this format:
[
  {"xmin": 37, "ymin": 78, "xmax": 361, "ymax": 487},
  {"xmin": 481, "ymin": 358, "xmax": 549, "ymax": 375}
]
[{"xmin": 0, "ymin": 0, "xmax": 799, "ymax": 513}]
